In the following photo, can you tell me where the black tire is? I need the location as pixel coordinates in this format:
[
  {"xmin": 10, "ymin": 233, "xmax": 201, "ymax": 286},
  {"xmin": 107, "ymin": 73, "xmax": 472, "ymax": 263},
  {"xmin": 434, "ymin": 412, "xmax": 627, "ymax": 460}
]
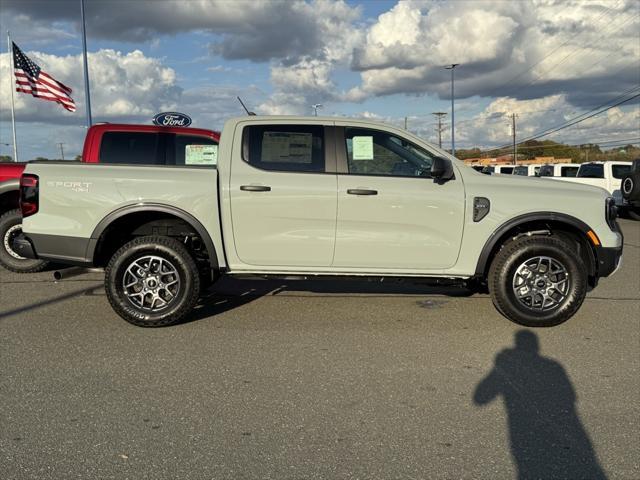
[
  {"xmin": 488, "ymin": 236, "xmax": 587, "ymax": 327},
  {"xmin": 105, "ymin": 235, "xmax": 200, "ymax": 327},
  {"xmin": 0, "ymin": 209, "xmax": 49, "ymax": 273},
  {"xmin": 627, "ymin": 207, "xmax": 640, "ymax": 221}
]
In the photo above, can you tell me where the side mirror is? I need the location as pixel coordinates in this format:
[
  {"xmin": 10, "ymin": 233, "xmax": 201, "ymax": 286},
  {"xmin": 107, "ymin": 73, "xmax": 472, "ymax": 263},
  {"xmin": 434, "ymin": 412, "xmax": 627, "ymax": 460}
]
[{"xmin": 431, "ymin": 156, "xmax": 454, "ymax": 182}]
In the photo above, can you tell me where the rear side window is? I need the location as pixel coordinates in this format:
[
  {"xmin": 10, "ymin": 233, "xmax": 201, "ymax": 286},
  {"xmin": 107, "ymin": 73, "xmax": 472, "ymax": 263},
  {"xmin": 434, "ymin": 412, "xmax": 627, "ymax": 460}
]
[
  {"xmin": 612, "ymin": 164, "xmax": 631, "ymax": 179},
  {"xmin": 243, "ymin": 125, "xmax": 325, "ymax": 173},
  {"xmin": 500, "ymin": 167, "xmax": 514, "ymax": 174},
  {"xmin": 513, "ymin": 166, "xmax": 528, "ymax": 176},
  {"xmin": 578, "ymin": 164, "xmax": 604, "ymax": 178},
  {"xmin": 174, "ymin": 135, "xmax": 218, "ymax": 166},
  {"xmin": 560, "ymin": 166, "xmax": 578, "ymax": 177},
  {"xmin": 99, "ymin": 132, "xmax": 161, "ymax": 165}
]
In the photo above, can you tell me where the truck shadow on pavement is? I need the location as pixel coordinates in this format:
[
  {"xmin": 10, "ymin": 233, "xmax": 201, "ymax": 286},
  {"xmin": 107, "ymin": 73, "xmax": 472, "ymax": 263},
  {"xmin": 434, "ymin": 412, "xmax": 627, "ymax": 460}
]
[
  {"xmin": 187, "ymin": 277, "xmax": 479, "ymax": 323},
  {"xmin": 474, "ymin": 330, "xmax": 607, "ymax": 480}
]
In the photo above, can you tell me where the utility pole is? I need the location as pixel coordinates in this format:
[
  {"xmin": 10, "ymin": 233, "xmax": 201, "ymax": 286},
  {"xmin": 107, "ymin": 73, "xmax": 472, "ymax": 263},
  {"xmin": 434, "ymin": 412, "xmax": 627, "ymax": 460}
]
[
  {"xmin": 432, "ymin": 112, "xmax": 447, "ymax": 149},
  {"xmin": 404, "ymin": 116, "xmax": 408, "ymax": 130},
  {"xmin": 445, "ymin": 63, "xmax": 459, "ymax": 155},
  {"xmin": 511, "ymin": 113, "xmax": 518, "ymax": 165},
  {"xmin": 57, "ymin": 142, "xmax": 65, "ymax": 160}
]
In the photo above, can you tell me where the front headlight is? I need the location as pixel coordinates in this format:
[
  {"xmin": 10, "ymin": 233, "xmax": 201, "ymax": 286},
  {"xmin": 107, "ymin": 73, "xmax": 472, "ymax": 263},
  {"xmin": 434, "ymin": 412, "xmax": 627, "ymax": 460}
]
[{"xmin": 605, "ymin": 197, "xmax": 618, "ymax": 230}]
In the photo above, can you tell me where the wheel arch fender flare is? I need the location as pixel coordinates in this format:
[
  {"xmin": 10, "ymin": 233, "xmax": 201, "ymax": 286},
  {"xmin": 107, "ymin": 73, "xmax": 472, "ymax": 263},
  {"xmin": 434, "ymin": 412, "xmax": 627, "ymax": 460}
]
[
  {"xmin": 88, "ymin": 203, "xmax": 219, "ymax": 270},
  {"xmin": 474, "ymin": 212, "xmax": 596, "ymax": 277},
  {"xmin": 0, "ymin": 179, "xmax": 20, "ymax": 213}
]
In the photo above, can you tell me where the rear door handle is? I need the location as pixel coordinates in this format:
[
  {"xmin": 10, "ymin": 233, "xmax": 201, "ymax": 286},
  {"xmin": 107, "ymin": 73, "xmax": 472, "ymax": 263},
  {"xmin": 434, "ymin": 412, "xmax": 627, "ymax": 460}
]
[
  {"xmin": 347, "ymin": 188, "xmax": 378, "ymax": 196},
  {"xmin": 240, "ymin": 185, "xmax": 271, "ymax": 192}
]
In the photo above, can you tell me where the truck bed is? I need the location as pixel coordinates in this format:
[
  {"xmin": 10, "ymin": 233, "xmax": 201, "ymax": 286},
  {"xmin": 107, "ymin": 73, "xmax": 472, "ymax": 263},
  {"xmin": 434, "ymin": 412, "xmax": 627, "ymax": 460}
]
[{"xmin": 21, "ymin": 161, "xmax": 224, "ymax": 265}]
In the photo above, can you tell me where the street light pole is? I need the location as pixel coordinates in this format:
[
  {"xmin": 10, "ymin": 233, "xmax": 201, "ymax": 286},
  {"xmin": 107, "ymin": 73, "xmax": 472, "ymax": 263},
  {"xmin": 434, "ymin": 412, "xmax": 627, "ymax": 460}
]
[
  {"xmin": 445, "ymin": 64, "xmax": 459, "ymax": 156},
  {"xmin": 312, "ymin": 104, "xmax": 323, "ymax": 116}
]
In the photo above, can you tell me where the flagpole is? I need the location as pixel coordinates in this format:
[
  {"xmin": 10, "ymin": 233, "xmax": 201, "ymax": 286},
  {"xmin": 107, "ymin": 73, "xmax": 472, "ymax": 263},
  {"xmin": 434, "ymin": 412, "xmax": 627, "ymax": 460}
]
[
  {"xmin": 7, "ymin": 31, "xmax": 18, "ymax": 162},
  {"xmin": 80, "ymin": 0, "xmax": 92, "ymax": 127}
]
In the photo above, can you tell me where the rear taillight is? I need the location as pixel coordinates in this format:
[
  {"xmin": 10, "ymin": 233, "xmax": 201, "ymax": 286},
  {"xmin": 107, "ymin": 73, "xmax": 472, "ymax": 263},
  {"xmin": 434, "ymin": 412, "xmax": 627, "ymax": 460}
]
[{"xmin": 20, "ymin": 174, "xmax": 39, "ymax": 217}]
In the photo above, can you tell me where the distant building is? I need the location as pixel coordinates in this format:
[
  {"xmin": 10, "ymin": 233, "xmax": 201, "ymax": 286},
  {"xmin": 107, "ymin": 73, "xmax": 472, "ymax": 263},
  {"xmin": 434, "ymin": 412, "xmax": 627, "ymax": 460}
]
[{"xmin": 463, "ymin": 156, "xmax": 573, "ymax": 167}]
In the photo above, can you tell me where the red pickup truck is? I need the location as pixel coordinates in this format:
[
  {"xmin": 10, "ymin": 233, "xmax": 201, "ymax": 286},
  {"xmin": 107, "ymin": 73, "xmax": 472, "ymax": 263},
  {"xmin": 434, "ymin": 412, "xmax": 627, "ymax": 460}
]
[{"xmin": 0, "ymin": 123, "xmax": 220, "ymax": 272}]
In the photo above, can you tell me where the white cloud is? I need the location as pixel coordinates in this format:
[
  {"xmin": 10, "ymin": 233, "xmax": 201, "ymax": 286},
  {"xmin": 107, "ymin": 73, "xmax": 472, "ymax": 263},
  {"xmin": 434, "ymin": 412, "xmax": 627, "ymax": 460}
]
[
  {"xmin": 257, "ymin": 1, "xmax": 364, "ymax": 115},
  {"xmin": 349, "ymin": 0, "xmax": 639, "ymax": 107}
]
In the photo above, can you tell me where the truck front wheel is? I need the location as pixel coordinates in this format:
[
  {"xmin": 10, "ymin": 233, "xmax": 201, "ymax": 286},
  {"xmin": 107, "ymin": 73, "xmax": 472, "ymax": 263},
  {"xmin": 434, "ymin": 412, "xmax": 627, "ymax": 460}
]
[
  {"xmin": 0, "ymin": 209, "xmax": 49, "ymax": 273},
  {"xmin": 488, "ymin": 236, "xmax": 588, "ymax": 327},
  {"xmin": 105, "ymin": 235, "xmax": 200, "ymax": 327}
]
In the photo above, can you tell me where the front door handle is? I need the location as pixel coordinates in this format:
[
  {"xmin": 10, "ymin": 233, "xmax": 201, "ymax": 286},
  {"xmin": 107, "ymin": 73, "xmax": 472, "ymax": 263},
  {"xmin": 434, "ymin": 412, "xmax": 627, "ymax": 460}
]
[
  {"xmin": 240, "ymin": 185, "xmax": 271, "ymax": 192},
  {"xmin": 347, "ymin": 188, "xmax": 378, "ymax": 196}
]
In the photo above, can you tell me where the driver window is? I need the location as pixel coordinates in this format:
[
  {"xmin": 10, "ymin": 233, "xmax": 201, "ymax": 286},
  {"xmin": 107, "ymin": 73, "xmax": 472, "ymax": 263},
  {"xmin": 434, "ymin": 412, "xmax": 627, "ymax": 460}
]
[{"xmin": 344, "ymin": 128, "xmax": 434, "ymax": 177}]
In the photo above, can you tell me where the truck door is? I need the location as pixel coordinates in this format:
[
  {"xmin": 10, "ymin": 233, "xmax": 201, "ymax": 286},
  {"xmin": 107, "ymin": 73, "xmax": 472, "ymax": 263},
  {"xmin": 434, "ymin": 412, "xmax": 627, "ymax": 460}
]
[
  {"xmin": 229, "ymin": 123, "xmax": 337, "ymax": 267},
  {"xmin": 333, "ymin": 126, "xmax": 464, "ymax": 271}
]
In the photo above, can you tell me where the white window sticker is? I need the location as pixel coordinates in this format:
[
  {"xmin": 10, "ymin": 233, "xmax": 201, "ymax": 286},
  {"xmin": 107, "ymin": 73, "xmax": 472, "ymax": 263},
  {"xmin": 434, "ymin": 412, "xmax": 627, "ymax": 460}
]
[
  {"xmin": 352, "ymin": 136, "xmax": 374, "ymax": 160},
  {"xmin": 185, "ymin": 144, "xmax": 218, "ymax": 165},
  {"xmin": 262, "ymin": 132, "xmax": 313, "ymax": 163}
]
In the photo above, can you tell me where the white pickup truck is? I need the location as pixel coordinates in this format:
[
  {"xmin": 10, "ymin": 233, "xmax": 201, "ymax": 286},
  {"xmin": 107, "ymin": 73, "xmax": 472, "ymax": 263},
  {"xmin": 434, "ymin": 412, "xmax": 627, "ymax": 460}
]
[
  {"xmin": 14, "ymin": 116, "xmax": 623, "ymax": 328},
  {"xmin": 551, "ymin": 161, "xmax": 632, "ymax": 206}
]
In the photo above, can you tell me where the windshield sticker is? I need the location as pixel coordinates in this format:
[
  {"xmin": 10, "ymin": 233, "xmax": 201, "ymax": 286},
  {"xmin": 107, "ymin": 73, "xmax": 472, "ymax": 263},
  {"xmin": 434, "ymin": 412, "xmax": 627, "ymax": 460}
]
[
  {"xmin": 185, "ymin": 144, "xmax": 217, "ymax": 165},
  {"xmin": 352, "ymin": 136, "xmax": 374, "ymax": 160},
  {"xmin": 262, "ymin": 132, "xmax": 313, "ymax": 163}
]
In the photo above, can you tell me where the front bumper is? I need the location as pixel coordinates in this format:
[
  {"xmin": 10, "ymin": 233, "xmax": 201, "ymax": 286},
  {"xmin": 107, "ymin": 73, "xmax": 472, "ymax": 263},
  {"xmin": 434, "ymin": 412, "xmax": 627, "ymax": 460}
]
[{"xmin": 596, "ymin": 245, "xmax": 623, "ymax": 277}]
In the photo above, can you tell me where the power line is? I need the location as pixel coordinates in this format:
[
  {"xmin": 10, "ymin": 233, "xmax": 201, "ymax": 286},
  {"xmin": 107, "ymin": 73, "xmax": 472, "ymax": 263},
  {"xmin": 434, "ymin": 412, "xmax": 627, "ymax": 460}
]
[{"xmin": 483, "ymin": 88, "xmax": 640, "ymax": 152}]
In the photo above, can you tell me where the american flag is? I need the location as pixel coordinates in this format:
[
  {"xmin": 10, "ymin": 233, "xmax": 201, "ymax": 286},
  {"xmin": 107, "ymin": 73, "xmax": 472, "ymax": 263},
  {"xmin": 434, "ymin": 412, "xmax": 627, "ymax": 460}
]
[{"xmin": 12, "ymin": 42, "xmax": 76, "ymax": 112}]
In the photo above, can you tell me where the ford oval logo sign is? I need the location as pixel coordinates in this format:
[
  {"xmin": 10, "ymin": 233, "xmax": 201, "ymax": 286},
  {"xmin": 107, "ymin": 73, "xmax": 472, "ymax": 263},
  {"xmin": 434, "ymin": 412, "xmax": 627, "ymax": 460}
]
[{"xmin": 152, "ymin": 112, "xmax": 192, "ymax": 127}]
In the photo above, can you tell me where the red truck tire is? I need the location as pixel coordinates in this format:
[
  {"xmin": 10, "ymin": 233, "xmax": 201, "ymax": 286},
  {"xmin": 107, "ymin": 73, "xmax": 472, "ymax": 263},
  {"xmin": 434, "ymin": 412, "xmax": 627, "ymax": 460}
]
[{"xmin": 0, "ymin": 209, "xmax": 49, "ymax": 273}]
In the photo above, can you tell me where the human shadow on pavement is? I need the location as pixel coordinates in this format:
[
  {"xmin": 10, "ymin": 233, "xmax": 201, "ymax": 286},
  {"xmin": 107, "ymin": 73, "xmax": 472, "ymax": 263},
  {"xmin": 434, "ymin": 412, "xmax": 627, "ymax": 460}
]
[{"xmin": 473, "ymin": 330, "xmax": 607, "ymax": 480}]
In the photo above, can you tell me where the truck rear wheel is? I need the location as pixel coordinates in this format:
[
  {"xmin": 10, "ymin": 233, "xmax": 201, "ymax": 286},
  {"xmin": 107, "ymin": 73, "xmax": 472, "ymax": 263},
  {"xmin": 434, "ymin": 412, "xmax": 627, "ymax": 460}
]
[
  {"xmin": 0, "ymin": 209, "xmax": 49, "ymax": 273},
  {"xmin": 105, "ymin": 235, "xmax": 200, "ymax": 327},
  {"xmin": 488, "ymin": 236, "xmax": 587, "ymax": 327}
]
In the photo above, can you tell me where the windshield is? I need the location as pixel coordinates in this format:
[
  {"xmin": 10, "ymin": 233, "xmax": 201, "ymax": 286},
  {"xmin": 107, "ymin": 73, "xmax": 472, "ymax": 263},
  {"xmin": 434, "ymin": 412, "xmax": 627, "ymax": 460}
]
[{"xmin": 578, "ymin": 164, "xmax": 604, "ymax": 178}]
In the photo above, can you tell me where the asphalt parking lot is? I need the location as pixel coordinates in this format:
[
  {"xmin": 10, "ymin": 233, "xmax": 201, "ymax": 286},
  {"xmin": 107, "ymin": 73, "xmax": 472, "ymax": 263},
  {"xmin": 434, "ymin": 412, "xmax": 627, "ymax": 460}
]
[{"xmin": 1, "ymin": 220, "xmax": 638, "ymax": 480}]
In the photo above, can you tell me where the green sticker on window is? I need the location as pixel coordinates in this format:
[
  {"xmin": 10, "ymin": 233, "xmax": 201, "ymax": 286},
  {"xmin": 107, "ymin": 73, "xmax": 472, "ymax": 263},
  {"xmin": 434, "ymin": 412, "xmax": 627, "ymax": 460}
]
[
  {"xmin": 352, "ymin": 136, "xmax": 374, "ymax": 160},
  {"xmin": 186, "ymin": 144, "xmax": 217, "ymax": 165}
]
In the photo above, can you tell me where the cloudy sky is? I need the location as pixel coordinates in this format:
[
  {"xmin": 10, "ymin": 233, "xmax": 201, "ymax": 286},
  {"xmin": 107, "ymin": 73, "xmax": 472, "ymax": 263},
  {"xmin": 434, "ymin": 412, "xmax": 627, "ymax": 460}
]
[{"xmin": 0, "ymin": 0, "xmax": 638, "ymax": 160}]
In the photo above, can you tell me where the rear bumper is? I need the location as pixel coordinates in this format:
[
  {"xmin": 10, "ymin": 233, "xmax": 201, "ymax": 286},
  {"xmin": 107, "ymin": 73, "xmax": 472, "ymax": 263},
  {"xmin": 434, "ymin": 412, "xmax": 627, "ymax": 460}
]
[
  {"xmin": 12, "ymin": 232, "xmax": 92, "ymax": 267},
  {"xmin": 12, "ymin": 233, "xmax": 37, "ymax": 259},
  {"xmin": 596, "ymin": 245, "xmax": 623, "ymax": 277}
]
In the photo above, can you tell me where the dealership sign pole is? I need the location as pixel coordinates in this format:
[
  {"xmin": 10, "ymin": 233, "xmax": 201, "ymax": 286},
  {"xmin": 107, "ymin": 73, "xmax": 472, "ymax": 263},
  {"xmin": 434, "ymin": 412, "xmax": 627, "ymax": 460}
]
[
  {"xmin": 7, "ymin": 31, "xmax": 18, "ymax": 162},
  {"xmin": 80, "ymin": 0, "xmax": 92, "ymax": 127}
]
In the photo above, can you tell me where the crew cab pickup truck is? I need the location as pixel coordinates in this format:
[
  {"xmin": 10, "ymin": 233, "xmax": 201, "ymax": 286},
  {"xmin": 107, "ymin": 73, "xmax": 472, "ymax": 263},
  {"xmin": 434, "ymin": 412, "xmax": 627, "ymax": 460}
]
[
  {"xmin": 550, "ymin": 161, "xmax": 632, "ymax": 207},
  {"xmin": 15, "ymin": 116, "xmax": 622, "ymax": 328},
  {"xmin": 0, "ymin": 123, "xmax": 219, "ymax": 272}
]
